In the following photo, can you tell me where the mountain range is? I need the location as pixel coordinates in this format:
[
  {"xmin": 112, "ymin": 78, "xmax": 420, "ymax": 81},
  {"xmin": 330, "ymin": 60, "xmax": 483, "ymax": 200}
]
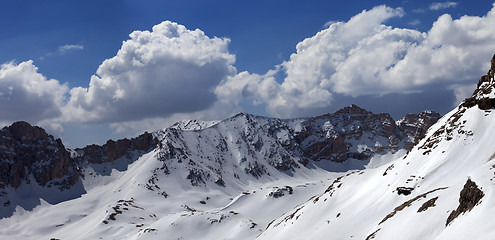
[{"xmin": 0, "ymin": 54, "xmax": 494, "ymax": 239}]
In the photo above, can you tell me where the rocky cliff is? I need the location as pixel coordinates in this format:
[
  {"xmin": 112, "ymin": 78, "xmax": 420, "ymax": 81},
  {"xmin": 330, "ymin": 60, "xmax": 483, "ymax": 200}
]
[
  {"xmin": 0, "ymin": 121, "xmax": 78, "ymax": 190},
  {"xmin": 297, "ymin": 105, "xmax": 440, "ymax": 162},
  {"xmin": 73, "ymin": 132, "xmax": 158, "ymax": 164}
]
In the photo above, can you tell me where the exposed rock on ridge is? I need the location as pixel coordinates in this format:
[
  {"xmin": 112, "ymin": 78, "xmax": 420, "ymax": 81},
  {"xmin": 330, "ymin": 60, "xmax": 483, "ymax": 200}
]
[
  {"xmin": 0, "ymin": 121, "xmax": 78, "ymax": 190},
  {"xmin": 446, "ymin": 179, "xmax": 484, "ymax": 226},
  {"xmin": 297, "ymin": 105, "xmax": 440, "ymax": 162},
  {"xmin": 419, "ymin": 54, "xmax": 495, "ymax": 155},
  {"xmin": 73, "ymin": 132, "xmax": 158, "ymax": 164},
  {"xmin": 398, "ymin": 111, "xmax": 441, "ymax": 150},
  {"xmin": 462, "ymin": 54, "xmax": 495, "ymax": 109}
]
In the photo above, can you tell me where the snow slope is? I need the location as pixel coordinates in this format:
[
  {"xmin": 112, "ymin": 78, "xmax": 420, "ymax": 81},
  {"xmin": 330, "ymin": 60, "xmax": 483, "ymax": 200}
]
[
  {"xmin": 0, "ymin": 146, "xmax": 338, "ymax": 239},
  {"xmin": 259, "ymin": 55, "xmax": 495, "ymax": 240}
]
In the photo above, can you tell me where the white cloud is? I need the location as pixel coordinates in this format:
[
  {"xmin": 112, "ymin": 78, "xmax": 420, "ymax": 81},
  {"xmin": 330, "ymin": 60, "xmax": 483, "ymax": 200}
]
[
  {"xmin": 215, "ymin": 70, "xmax": 279, "ymax": 106},
  {"xmin": 0, "ymin": 61, "xmax": 68, "ymax": 122},
  {"xmin": 217, "ymin": 4, "xmax": 495, "ymax": 118},
  {"xmin": 429, "ymin": 2, "xmax": 458, "ymax": 11},
  {"xmin": 2, "ymin": 4, "xmax": 495, "ymax": 146},
  {"xmin": 63, "ymin": 21, "xmax": 236, "ymax": 123},
  {"xmin": 58, "ymin": 44, "xmax": 84, "ymax": 54},
  {"xmin": 263, "ymin": 5, "xmax": 413, "ymax": 117}
]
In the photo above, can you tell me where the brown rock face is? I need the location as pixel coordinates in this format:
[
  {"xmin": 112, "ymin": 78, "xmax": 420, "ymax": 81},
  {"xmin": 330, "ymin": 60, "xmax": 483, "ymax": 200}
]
[
  {"xmin": 446, "ymin": 179, "xmax": 484, "ymax": 226},
  {"xmin": 74, "ymin": 132, "xmax": 158, "ymax": 164},
  {"xmin": 8, "ymin": 121, "xmax": 49, "ymax": 140},
  {"xmin": 0, "ymin": 121, "xmax": 78, "ymax": 189},
  {"xmin": 296, "ymin": 105, "xmax": 440, "ymax": 163}
]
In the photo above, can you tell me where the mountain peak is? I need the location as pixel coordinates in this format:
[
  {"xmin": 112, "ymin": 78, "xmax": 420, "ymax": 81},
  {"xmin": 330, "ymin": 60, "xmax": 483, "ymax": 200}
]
[
  {"xmin": 2, "ymin": 121, "xmax": 49, "ymax": 141},
  {"xmin": 0, "ymin": 121, "xmax": 78, "ymax": 192},
  {"xmin": 231, "ymin": 112, "xmax": 255, "ymax": 118},
  {"xmin": 170, "ymin": 119, "xmax": 219, "ymax": 131},
  {"xmin": 334, "ymin": 104, "xmax": 370, "ymax": 115}
]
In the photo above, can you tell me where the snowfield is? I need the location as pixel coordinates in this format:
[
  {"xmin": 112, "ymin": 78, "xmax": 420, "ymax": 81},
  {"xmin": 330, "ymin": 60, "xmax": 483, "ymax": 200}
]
[{"xmin": 0, "ymin": 147, "xmax": 339, "ymax": 239}]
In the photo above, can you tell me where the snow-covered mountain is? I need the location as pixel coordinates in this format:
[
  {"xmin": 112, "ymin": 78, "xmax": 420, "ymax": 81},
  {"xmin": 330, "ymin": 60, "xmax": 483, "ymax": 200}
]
[
  {"xmin": 0, "ymin": 103, "xmax": 439, "ymax": 239},
  {"xmin": 258, "ymin": 54, "xmax": 495, "ymax": 240},
  {"xmin": 18, "ymin": 52, "xmax": 495, "ymax": 239}
]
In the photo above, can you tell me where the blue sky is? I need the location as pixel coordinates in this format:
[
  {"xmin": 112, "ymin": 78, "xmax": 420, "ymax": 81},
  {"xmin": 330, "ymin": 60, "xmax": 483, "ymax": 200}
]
[{"xmin": 1, "ymin": 0, "xmax": 495, "ymax": 147}]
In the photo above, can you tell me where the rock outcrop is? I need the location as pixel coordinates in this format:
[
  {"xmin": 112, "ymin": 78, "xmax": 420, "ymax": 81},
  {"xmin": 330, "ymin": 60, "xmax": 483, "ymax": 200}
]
[
  {"xmin": 446, "ymin": 179, "xmax": 484, "ymax": 226},
  {"xmin": 462, "ymin": 54, "xmax": 495, "ymax": 109},
  {"xmin": 297, "ymin": 105, "xmax": 440, "ymax": 162},
  {"xmin": 73, "ymin": 132, "xmax": 158, "ymax": 164},
  {"xmin": 397, "ymin": 111, "xmax": 441, "ymax": 149},
  {"xmin": 0, "ymin": 121, "xmax": 78, "ymax": 190}
]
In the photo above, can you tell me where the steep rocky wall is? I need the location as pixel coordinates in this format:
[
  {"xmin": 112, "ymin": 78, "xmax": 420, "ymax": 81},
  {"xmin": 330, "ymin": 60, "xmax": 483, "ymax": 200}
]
[
  {"xmin": 74, "ymin": 132, "xmax": 158, "ymax": 164},
  {"xmin": 0, "ymin": 121, "xmax": 78, "ymax": 190}
]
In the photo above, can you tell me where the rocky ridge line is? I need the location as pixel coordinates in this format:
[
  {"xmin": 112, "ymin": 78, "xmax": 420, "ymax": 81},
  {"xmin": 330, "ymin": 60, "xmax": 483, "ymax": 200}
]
[{"xmin": 0, "ymin": 107, "xmax": 440, "ymax": 190}]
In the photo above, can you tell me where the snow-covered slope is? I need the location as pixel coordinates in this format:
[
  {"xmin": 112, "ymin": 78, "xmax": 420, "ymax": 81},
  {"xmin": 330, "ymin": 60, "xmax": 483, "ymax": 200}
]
[
  {"xmin": 258, "ymin": 54, "xmax": 495, "ymax": 240},
  {"xmin": 0, "ymin": 107, "xmax": 439, "ymax": 239},
  {"xmin": 0, "ymin": 83, "xmax": 447, "ymax": 238},
  {"xmin": 0, "ymin": 140, "xmax": 337, "ymax": 240}
]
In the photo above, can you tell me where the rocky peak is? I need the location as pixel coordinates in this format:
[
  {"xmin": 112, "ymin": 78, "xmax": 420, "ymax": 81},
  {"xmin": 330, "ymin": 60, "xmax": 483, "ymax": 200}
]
[
  {"xmin": 297, "ymin": 106, "xmax": 440, "ymax": 163},
  {"xmin": 462, "ymin": 53, "xmax": 495, "ymax": 109},
  {"xmin": 0, "ymin": 121, "xmax": 78, "ymax": 189},
  {"xmin": 334, "ymin": 104, "xmax": 371, "ymax": 116},
  {"xmin": 2, "ymin": 121, "xmax": 49, "ymax": 141},
  {"xmin": 228, "ymin": 112, "xmax": 257, "ymax": 122}
]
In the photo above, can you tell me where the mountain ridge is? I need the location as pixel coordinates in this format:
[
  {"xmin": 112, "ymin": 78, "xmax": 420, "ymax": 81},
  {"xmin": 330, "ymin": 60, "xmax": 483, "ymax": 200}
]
[{"xmin": 0, "ymin": 106, "xmax": 439, "ymax": 220}]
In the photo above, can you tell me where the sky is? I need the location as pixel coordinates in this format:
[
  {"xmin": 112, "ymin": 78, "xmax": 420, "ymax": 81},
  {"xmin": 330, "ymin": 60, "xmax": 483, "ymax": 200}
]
[{"xmin": 1, "ymin": 0, "xmax": 495, "ymax": 148}]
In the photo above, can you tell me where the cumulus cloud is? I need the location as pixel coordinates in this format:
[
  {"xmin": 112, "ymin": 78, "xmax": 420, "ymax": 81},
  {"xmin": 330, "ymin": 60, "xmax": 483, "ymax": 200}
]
[
  {"xmin": 0, "ymin": 61, "xmax": 68, "ymax": 122},
  {"xmin": 2, "ymin": 4, "xmax": 495, "ymax": 145},
  {"xmin": 216, "ymin": 4, "xmax": 495, "ymax": 118},
  {"xmin": 58, "ymin": 44, "xmax": 84, "ymax": 54},
  {"xmin": 63, "ymin": 21, "xmax": 235, "ymax": 123},
  {"xmin": 429, "ymin": 2, "xmax": 458, "ymax": 11},
  {"xmin": 215, "ymin": 70, "xmax": 280, "ymax": 106}
]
